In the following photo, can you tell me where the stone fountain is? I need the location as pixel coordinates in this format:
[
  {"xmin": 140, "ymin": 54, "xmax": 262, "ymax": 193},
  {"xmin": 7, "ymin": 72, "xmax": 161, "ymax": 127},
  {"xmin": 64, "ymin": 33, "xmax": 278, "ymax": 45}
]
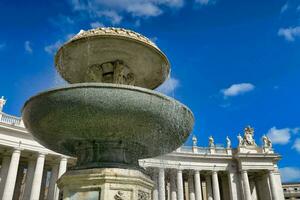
[{"xmin": 22, "ymin": 27, "xmax": 194, "ymax": 200}]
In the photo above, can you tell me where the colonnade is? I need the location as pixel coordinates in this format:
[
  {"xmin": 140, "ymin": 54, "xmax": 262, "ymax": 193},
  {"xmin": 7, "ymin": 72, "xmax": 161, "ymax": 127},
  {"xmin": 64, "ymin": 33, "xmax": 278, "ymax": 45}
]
[
  {"xmin": 0, "ymin": 148, "xmax": 67, "ymax": 200},
  {"xmin": 151, "ymin": 168, "xmax": 281, "ymax": 200}
]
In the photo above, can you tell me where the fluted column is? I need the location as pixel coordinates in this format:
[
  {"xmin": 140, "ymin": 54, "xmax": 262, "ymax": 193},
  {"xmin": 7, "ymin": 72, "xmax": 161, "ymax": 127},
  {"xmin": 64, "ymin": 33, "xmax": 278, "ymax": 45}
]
[
  {"xmin": 170, "ymin": 171, "xmax": 177, "ymax": 200},
  {"xmin": 22, "ymin": 159, "xmax": 36, "ymax": 200},
  {"xmin": 268, "ymin": 171, "xmax": 279, "ymax": 200},
  {"xmin": 188, "ymin": 172, "xmax": 196, "ymax": 200},
  {"xmin": 158, "ymin": 168, "xmax": 165, "ymax": 200},
  {"xmin": 205, "ymin": 174, "xmax": 213, "ymax": 200},
  {"xmin": 29, "ymin": 153, "xmax": 45, "ymax": 200},
  {"xmin": 212, "ymin": 171, "xmax": 220, "ymax": 200},
  {"xmin": 194, "ymin": 171, "xmax": 202, "ymax": 200},
  {"xmin": 2, "ymin": 149, "xmax": 21, "ymax": 200},
  {"xmin": 0, "ymin": 156, "xmax": 11, "ymax": 197},
  {"xmin": 54, "ymin": 157, "xmax": 67, "ymax": 200},
  {"xmin": 241, "ymin": 170, "xmax": 252, "ymax": 200},
  {"xmin": 177, "ymin": 170, "xmax": 184, "ymax": 200}
]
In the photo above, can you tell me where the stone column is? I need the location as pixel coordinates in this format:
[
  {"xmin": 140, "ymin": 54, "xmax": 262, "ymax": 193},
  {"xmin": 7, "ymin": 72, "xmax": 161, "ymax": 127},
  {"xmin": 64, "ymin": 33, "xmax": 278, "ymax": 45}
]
[
  {"xmin": 205, "ymin": 174, "xmax": 213, "ymax": 200},
  {"xmin": 2, "ymin": 149, "xmax": 21, "ymax": 200},
  {"xmin": 54, "ymin": 157, "xmax": 67, "ymax": 200},
  {"xmin": 228, "ymin": 170, "xmax": 241, "ymax": 200},
  {"xmin": 241, "ymin": 170, "xmax": 252, "ymax": 200},
  {"xmin": 47, "ymin": 164, "xmax": 59, "ymax": 200},
  {"xmin": 39, "ymin": 168, "xmax": 48, "ymax": 200},
  {"xmin": 13, "ymin": 164, "xmax": 25, "ymax": 200},
  {"xmin": 212, "ymin": 171, "xmax": 220, "ymax": 200},
  {"xmin": 158, "ymin": 168, "xmax": 165, "ymax": 200},
  {"xmin": 22, "ymin": 159, "xmax": 36, "ymax": 200},
  {"xmin": 0, "ymin": 156, "xmax": 11, "ymax": 197},
  {"xmin": 29, "ymin": 153, "xmax": 45, "ymax": 200},
  {"xmin": 152, "ymin": 170, "xmax": 159, "ymax": 200},
  {"xmin": 268, "ymin": 171, "xmax": 279, "ymax": 200},
  {"xmin": 177, "ymin": 170, "xmax": 184, "ymax": 200},
  {"xmin": 188, "ymin": 172, "xmax": 196, "ymax": 200},
  {"xmin": 170, "ymin": 171, "xmax": 177, "ymax": 200},
  {"xmin": 249, "ymin": 179, "xmax": 258, "ymax": 200},
  {"xmin": 273, "ymin": 170, "xmax": 285, "ymax": 200},
  {"xmin": 194, "ymin": 171, "xmax": 202, "ymax": 200}
]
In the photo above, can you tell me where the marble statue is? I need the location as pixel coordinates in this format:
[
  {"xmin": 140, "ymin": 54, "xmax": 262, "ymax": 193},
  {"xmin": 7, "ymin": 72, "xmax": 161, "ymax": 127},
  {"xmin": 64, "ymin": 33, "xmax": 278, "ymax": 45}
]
[
  {"xmin": 262, "ymin": 135, "xmax": 272, "ymax": 148},
  {"xmin": 209, "ymin": 136, "xmax": 215, "ymax": 148},
  {"xmin": 243, "ymin": 126, "xmax": 257, "ymax": 146},
  {"xmin": 0, "ymin": 96, "xmax": 6, "ymax": 112},
  {"xmin": 192, "ymin": 135, "xmax": 198, "ymax": 147},
  {"xmin": 237, "ymin": 134, "xmax": 243, "ymax": 146},
  {"xmin": 226, "ymin": 136, "xmax": 231, "ymax": 148}
]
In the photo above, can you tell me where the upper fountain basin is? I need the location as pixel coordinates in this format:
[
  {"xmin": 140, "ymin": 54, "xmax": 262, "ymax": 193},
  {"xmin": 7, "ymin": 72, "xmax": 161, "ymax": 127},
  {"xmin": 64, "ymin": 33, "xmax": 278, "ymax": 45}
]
[
  {"xmin": 55, "ymin": 28, "xmax": 170, "ymax": 89},
  {"xmin": 22, "ymin": 83, "xmax": 194, "ymax": 160}
]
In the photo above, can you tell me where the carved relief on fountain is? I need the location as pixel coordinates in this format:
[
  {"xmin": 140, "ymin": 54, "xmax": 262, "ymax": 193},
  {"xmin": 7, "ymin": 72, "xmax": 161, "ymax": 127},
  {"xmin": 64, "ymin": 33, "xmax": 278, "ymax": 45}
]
[{"xmin": 85, "ymin": 60, "xmax": 135, "ymax": 85}]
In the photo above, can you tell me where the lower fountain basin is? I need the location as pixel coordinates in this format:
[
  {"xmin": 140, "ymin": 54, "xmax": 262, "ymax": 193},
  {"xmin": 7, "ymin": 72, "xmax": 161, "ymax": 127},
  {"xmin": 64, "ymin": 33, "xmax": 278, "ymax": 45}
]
[{"xmin": 22, "ymin": 83, "xmax": 194, "ymax": 169}]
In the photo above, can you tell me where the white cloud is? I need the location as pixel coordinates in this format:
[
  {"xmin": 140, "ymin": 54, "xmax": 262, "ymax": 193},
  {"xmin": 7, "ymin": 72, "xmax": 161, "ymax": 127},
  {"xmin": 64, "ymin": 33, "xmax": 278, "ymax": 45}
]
[
  {"xmin": 96, "ymin": 10, "xmax": 123, "ymax": 24},
  {"xmin": 44, "ymin": 40, "xmax": 63, "ymax": 54},
  {"xmin": 69, "ymin": 0, "xmax": 185, "ymax": 24},
  {"xmin": 266, "ymin": 127, "xmax": 300, "ymax": 145},
  {"xmin": 221, "ymin": 83, "xmax": 255, "ymax": 97},
  {"xmin": 90, "ymin": 21, "xmax": 105, "ymax": 28},
  {"xmin": 293, "ymin": 138, "xmax": 300, "ymax": 153},
  {"xmin": 195, "ymin": 0, "xmax": 214, "ymax": 5},
  {"xmin": 156, "ymin": 77, "xmax": 179, "ymax": 95},
  {"xmin": 24, "ymin": 41, "xmax": 33, "ymax": 53},
  {"xmin": 127, "ymin": 2, "xmax": 162, "ymax": 17},
  {"xmin": 280, "ymin": 2, "xmax": 289, "ymax": 13},
  {"xmin": 278, "ymin": 26, "xmax": 300, "ymax": 41},
  {"xmin": 50, "ymin": 15, "xmax": 74, "ymax": 27},
  {"xmin": 53, "ymin": 70, "xmax": 68, "ymax": 87},
  {"xmin": 0, "ymin": 42, "xmax": 6, "ymax": 50},
  {"xmin": 150, "ymin": 36, "xmax": 158, "ymax": 43},
  {"xmin": 44, "ymin": 33, "xmax": 75, "ymax": 54},
  {"xmin": 280, "ymin": 167, "xmax": 300, "ymax": 182}
]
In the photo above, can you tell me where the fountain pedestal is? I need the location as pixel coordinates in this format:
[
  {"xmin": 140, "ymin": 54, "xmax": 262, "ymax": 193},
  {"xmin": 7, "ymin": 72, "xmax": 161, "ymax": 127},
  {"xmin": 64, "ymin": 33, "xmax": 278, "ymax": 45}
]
[{"xmin": 58, "ymin": 168, "xmax": 153, "ymax": 200}]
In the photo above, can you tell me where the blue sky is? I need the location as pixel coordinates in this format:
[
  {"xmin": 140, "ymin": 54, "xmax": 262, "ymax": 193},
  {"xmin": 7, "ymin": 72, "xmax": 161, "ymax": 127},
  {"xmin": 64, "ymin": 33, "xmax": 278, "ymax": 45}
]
[{"xmin": 0, "ymin": 0, "xmax": 300, "ymax": 182}]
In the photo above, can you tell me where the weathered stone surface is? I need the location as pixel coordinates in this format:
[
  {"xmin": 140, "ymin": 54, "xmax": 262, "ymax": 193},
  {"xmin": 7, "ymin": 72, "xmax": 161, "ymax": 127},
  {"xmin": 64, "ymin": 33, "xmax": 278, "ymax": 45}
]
[
  {"xmin": 22, "ymin": 83, "xmax": 194, "ymax": 169},
  {"xmin": 55, "ymin": 27, "xmax": 170, "ymax": 89},
  {"xmin": 57, "ymin": 168, "xmax": 153, "ymax": 200}
]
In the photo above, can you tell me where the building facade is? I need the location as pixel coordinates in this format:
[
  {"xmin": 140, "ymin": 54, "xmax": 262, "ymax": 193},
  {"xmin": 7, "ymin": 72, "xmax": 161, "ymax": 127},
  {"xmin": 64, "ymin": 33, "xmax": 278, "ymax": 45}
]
[
  {"xmin": 0, "ymin": 96, "xmax": 285, "ymax": 200},
  {"xmin": 282, "ymin": 183, "xmax": 300, "ymax": 200}
]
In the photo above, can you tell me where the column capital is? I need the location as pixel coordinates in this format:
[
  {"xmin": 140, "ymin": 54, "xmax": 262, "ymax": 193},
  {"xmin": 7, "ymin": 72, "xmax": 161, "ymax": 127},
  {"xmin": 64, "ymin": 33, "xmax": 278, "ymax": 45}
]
[
  {"xmin": 38, "ymin": 152, "xmax": 47, "ymax": 157},
  {"xmin": 12, "ymin": 148, "xmax": 22, "ymax": 153},
  {"xmin": 240, "ymin": 169, "xmax": 248, "ymax": 173},
  {"xmin": 60, "ymin": 156, "xmax": 68, "ymax": 161},
  {"xmin": 177, "ymin": 168, "xmax": 183, "ymax": 173}
]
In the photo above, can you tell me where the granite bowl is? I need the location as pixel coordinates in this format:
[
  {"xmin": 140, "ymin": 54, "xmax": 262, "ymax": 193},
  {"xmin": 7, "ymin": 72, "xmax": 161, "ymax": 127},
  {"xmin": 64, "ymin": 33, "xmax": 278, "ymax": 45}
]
[{"xmin": 22, "ymin": 83, "xmax": 194, "ymax": 169}]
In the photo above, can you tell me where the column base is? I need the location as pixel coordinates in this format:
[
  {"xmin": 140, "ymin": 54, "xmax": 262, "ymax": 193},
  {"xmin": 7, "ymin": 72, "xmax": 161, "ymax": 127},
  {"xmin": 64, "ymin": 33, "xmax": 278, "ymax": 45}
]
[{"xmin": 57, "ymin": 168, "xmax": 153, "ymax": 200}]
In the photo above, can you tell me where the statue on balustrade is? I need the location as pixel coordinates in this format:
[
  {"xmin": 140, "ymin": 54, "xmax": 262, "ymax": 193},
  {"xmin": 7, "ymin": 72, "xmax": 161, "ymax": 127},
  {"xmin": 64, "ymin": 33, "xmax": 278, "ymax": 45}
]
[
  {"xmin": 262, "ymin": 135, "xmax": 272, "ymax": 148},
  {"xmin": 242, "ymin": 126, "xmax": 257, "ymax": 146},
  {"xmin": 226, "ymin": 136, "xmax": 231, "ymax": 148},
  {"xmin": 209, "ymin": 136, "xmax": 215, "ymax": 148},
  {"xmin": 192, "ymin": 135, "xmax": 198, "ymax": 146}
]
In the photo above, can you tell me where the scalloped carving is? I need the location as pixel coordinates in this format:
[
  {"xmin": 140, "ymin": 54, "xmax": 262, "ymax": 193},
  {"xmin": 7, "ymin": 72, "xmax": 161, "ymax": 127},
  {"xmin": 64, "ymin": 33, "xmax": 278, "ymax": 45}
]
[{"xmin": 69, "ymin": 27, "xmax": 158, "ymax": 49}]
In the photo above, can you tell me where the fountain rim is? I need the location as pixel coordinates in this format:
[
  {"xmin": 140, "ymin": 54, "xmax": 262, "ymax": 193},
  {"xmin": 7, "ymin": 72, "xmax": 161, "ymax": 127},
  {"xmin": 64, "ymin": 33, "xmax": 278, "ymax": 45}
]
[
  {"xmin": 22, "ymin": 83, "xmax": 194, "ymax": 119},
  {"xmin": 54, "ymin": 32, "xmax": 171, "ymax": 88}
]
